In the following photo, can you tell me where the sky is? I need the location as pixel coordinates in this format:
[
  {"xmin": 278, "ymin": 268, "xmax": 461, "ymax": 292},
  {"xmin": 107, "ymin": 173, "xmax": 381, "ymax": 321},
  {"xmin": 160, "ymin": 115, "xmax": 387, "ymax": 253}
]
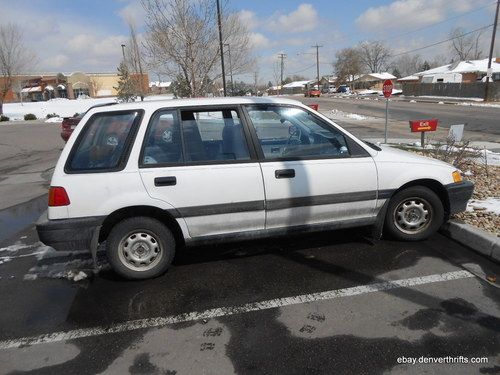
[{"xmin": 0, "ymin": 0, "xmax": 498, "ymax": 83}]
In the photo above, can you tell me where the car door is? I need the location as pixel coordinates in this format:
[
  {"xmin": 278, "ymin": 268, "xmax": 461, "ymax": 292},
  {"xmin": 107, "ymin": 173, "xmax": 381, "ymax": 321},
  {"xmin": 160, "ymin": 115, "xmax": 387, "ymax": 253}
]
[
  {"xmin": 139, "ymin": 106, "xmax": 265, "ymax": 238},
  {"xmin": 243, "ymin": 104, "xmax": 378, "ymax": 229}
]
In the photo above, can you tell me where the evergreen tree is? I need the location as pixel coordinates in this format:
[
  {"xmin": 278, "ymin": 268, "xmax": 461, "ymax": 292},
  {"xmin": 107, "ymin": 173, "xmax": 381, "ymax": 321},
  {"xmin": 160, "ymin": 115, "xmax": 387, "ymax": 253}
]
[
  {"xmin": 115, "ymin": 62, "xmax": 136, "ymax": 102},
  {"xmin": 171, "ymin": 74, "xmax": 191, "ymax": 98},
  {"xmin": 391, "ymin": 67, "xmax": 401, "ymax": 78},
  {"xmin": 420, "ymin": 61, "xmax": 431, "ymax": 72}
]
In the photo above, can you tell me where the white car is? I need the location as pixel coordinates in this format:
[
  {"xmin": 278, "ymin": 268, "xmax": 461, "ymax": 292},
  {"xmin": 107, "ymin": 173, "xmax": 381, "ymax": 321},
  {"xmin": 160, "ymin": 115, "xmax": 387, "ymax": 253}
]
[{"xmin": 37, "ymin": 97, "xmax": 473, "ymax": 279}]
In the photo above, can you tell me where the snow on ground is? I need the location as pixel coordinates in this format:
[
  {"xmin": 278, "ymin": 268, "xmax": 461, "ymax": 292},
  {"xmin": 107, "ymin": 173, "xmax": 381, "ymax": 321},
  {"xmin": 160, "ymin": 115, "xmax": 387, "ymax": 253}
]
[
  {"xmin": 3, "ymin": 94, "xmax": 174, "ymax": 121},
  {"xmin": 467, "ymin": 198, "xmax": 500, "ymax": 216},
  {"xmin": 415, "ymin": 95, "xmax": 484, "ymax": 101},
  {"xmin": 330, "ymin": 109, "xmax": 371, "ymax": 120},
  {"xmin": 456, "ymin": 102, "xmax": 500, "ymax": 108}
]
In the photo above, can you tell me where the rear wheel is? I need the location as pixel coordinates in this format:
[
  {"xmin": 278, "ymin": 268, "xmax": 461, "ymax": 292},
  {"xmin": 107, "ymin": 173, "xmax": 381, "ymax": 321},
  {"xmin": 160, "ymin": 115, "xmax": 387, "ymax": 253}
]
[
  {"xmin": 384, "ymin": 186, "xmax": 444, "ymax": 241},
  {"xmin": 106, "ymin": 217, "xmax": 175, "ymax": 279}
]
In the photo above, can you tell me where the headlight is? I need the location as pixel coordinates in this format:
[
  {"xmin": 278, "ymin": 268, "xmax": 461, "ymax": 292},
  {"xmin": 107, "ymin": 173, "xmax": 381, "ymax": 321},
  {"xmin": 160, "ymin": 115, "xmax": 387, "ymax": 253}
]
[{"xmin": 452, "ymin": 170, "xmax": 462, "ymax": 183}]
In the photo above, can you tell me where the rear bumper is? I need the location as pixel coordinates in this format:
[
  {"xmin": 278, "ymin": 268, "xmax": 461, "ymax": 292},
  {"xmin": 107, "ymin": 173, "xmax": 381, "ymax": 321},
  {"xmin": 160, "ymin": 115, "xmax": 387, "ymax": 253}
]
[
  {"xmin": 36, "ymin": 213, "xmax": 104, "ymax": 251},
  {"xmin": 445, "ymin": 181, "xmax": 474, "ymax": 215}
]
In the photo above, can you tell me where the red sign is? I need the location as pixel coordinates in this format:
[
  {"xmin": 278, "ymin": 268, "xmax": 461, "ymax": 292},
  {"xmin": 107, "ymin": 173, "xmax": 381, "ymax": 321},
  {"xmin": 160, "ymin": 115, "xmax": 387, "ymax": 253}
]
[
  {"xmin": 382, "ymin": 79, "xmax": 393, "ymax": 98},
  {"xmin": 307, "ymin": 104, "xmax": 319, "ymax": 111},
  {"xmin": 409, "ymin": 119, "xmax": 438, "ymax": 132}
]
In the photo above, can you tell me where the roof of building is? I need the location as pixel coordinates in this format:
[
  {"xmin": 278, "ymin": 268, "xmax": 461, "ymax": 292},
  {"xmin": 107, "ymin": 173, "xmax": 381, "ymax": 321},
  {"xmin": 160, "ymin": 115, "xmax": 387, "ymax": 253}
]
[
  {"xmin": 149, "ymin": 81, "xmax": 172, "ymax": 88},
  {"xmin": 416, "ymin": 58, "xmax": 500, "ymax": 76},
  {"xmin": 282, "ymin": 80, "xmax": 312, "ymax": 88},
  {"xmin": 397, "ymin": 75, "xmax": 420, "ymax": 81},
  {"xmin": 356, "ymin": 72, "xmax": 396, "ymax": 82}
]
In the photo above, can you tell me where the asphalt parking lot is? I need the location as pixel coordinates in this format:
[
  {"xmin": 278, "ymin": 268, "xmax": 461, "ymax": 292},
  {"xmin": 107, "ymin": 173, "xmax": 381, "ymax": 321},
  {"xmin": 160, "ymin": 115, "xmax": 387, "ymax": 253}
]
[
  {"xmin": 1, "ymin": 218, "xmax": 499, "ymax": 374},
  {"xmin": 0, "ymin": 109, "xmax": 499, "ymax": 374}
]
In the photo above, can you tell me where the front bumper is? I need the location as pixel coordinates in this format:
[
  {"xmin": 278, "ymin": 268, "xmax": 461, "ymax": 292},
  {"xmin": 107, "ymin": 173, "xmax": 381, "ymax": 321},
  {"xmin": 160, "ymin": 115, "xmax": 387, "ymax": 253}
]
[
  {"xmin": 36, "ymin": 213, "xmax": 104, "ymax": 251},
  {"xmin": 445, "ymin": 181, "xmax": 474, "ymax": 215}
]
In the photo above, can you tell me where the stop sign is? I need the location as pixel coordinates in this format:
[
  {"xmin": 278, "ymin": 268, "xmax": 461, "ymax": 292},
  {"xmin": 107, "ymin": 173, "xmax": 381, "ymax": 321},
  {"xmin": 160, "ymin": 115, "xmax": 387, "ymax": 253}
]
[{"xmin": 383, "ymin": 79, "xmax": 393, "ymax": 98}]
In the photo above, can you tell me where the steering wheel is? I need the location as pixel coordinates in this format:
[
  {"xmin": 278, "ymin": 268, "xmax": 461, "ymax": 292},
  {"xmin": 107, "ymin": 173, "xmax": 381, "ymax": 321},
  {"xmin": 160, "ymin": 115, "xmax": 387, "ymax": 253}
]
[{"xmin": 283, "ymin": 123, "xmax": 302, "ymax": 156}]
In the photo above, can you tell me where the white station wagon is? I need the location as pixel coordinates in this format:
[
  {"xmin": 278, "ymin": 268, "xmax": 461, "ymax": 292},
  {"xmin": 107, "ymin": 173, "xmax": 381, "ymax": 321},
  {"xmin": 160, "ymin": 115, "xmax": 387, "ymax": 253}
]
[{"xmin": 37, "ymin": 97, "xmax": 473, "ymax": 279}]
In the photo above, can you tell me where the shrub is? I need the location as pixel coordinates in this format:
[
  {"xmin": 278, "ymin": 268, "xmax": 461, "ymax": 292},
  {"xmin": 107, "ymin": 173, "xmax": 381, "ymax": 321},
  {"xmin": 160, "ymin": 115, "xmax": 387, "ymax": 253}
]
[
  {"xmin": 0, "ymin": 115, "xmax": 9, "ymax": 122},
  {"xmin": 73, "ymin": 112, "xmax": 80, "ymax": 117},
  {"xmin": 24, "ymin": 113, "xmax": 37, "ymax": 120},
  {"xmin": 46, "ymin": 113, "xmax": 59, "ymax": 119}
]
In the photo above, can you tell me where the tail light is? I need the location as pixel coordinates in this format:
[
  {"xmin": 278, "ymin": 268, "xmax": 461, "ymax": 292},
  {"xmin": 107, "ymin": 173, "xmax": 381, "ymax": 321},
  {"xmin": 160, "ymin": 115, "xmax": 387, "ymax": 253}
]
[{"xmin": 48, "ymin": 186, "xmax": 70, "ymax": 206}]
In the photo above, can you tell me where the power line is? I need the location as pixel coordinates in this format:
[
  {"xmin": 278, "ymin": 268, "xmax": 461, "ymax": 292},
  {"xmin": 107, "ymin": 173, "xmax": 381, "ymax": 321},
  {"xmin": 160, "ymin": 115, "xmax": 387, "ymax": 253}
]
[{"xmin": 391, "ymin": 24, "xmax": 493, "ymax": 57}]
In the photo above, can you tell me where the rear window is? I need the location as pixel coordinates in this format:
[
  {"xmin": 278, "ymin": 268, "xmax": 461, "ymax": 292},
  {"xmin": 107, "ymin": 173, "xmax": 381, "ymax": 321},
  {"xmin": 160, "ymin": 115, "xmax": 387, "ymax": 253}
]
[{"xmin": 66, "ymin": 111, "xmax": 141, "ymax": 172}]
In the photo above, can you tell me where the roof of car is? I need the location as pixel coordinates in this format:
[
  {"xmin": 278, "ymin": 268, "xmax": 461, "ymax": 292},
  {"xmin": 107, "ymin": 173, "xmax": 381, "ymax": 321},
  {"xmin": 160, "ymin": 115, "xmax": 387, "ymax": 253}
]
[{"xmin": 89, "ymin": 96, "xmax": 307, "ymax": 112}]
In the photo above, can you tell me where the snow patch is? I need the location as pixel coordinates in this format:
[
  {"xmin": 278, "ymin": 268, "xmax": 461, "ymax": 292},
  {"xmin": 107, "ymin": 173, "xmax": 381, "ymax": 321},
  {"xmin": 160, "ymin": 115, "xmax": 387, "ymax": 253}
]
[
  {"xmin": 467, "ymin": 198, "xmax": 500, "ymax": 215},
  {"xmin": 0, "ymin": 243, "xmax": 34, "ymax": 253},
  {"xmin": 330, "ymin": 109, "xmax": 370, "ymax": 120},
  {"xmin": 44, "ymin": 117, "xmax": 63, "ymax": 123}
]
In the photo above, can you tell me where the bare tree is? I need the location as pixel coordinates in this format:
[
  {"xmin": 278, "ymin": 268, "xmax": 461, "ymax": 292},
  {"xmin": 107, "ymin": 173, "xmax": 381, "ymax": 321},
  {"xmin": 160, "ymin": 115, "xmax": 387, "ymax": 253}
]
[
  {"xmin": 333, "ymin": 47, "xmax": 363, "ymax": 88},
  {"xmin": 125, "ymin": 18, "xmax": 147, "ymax": 100},
  {"xmin": 357, "ymin": 41, "xmax": 391, "ymax": 73},
  {"xmin": 141, "ymin": 0, "xmax": 254, "ymax": 97},
  {"xmin": 0, "ymin": 23, "xmax": 36, "ymax": 114},
  {"xmin": 391, "ymin": 54, "xmax": 422, "ymax": 77},
  {"xmin": 449, "ymin": 27, "xmax": 484, "ymax": 61}
]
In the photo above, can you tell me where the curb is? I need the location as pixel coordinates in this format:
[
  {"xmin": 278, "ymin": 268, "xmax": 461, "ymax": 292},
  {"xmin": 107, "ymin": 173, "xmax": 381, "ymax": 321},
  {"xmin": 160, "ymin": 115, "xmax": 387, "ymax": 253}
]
[{"xmin": 440, "ymin": 220, "xmax": 500, "ymax": 263}]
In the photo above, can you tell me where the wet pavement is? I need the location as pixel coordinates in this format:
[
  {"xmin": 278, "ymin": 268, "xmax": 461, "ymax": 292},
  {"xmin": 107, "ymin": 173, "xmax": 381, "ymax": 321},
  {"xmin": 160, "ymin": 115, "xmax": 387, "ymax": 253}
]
[{"xmin": 0, "ymin": 218, "xmax": 499, "ymax": 374}]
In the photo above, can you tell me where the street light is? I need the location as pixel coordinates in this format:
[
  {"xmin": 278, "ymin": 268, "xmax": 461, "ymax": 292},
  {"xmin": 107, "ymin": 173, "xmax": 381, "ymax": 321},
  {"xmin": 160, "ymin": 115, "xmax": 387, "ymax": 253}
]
[
  {"xmin": 121, "ymin": 44, "xmax": 126, "ymax": 62},
  {"xmin": 224, "ymin": 43, "xmax": 234, "ymax": 96}
]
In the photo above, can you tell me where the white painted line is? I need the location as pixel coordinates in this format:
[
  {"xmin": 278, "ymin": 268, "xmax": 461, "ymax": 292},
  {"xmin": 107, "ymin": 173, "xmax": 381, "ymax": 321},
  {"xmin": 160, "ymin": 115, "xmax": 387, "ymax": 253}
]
[{"xmin": 0, "ymin": 270, "xmax": 474, "ymax": 350}]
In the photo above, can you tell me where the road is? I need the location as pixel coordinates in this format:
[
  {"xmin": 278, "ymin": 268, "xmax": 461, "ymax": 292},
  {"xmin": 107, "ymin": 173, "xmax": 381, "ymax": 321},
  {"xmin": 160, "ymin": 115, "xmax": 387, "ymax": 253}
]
[{"xmin": 299, "ymin": 96, "xmax": 500, "ymax": 141}]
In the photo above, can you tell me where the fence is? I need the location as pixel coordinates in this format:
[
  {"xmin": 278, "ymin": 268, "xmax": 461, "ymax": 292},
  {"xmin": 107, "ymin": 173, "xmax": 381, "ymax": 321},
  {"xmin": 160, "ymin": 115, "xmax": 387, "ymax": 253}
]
[{"xmin": 402, "ymin": 82, "xmax": 500, "ymax": 100}]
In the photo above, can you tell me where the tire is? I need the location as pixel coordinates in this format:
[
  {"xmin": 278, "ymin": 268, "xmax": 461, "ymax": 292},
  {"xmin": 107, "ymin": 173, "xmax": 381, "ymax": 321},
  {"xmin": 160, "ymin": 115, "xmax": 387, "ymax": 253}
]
[
  {"xmin": 384, "ymin": 186, "xmax": 444, "ymax": 241},
  {"xmin": 106, "ymin": 216, "xmax": 175, "ymax": 279}
]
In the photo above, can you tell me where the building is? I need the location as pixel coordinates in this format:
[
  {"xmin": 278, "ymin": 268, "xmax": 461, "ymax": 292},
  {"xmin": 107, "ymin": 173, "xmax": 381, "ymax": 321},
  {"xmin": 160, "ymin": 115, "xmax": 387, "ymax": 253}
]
[
  {"xmin": 355, "ymin": 72, "xmax": 397, "ymax": 90},
  {"xmin": 407, "ymin": 58, "xmax": 500, "ymax": 83},
  {"xmin": 149, "ymin": 81, "xmax": 172, "ymax": 94},
  {"xmin": 1, "ymin": 71, "xmax": 149, "ymax": 103}
]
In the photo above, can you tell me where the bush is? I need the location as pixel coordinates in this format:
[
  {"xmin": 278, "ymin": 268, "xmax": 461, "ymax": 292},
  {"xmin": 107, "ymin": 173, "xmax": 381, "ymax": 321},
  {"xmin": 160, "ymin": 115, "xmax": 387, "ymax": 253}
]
[
  {"xmin": 24, "ymin": 113, "xmax": 37, "ymax": 120},
  {"xmin": 0, "ymin": 115, "xmax": 9, "ymax": 122},
  {"xmin": 46, "ymin": 113, "xmax": 59, "ymax": 119},
  {"xmin": 73, "ymin": 112, "xmax": 80, "ymax": 117}
]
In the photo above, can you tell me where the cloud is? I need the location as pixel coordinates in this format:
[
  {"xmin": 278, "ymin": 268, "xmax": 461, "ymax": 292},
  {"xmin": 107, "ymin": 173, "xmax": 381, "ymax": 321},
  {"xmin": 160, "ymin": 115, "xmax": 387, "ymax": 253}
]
[
  {"xmin": 267, "ymin": 3, "xmax": 319, "ymax": 33},
  {"xmin": 238, "ymin": 10, "xmax": 259, "ymax": 30},
  {"xmin": 356, "ymin": 0, "xmax": 479, "ymax": 31},
  {"xmin": 249, "ymin": 33, "xmax": 273, "ymax": 49},
  {"xmin": 42, "ymin": 54, "xmax": 70, "ymax": 69},
  {"xmin": 118, "ymin": 0, "xmax": 146, "ymax": 25}
]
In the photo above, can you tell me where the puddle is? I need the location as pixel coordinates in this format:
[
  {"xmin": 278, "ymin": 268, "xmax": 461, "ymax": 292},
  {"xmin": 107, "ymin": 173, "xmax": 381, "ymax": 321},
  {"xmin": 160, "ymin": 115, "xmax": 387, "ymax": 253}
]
[{"xmin": 0, "ymin": 195, "xmax": 47, "ymax": 243}]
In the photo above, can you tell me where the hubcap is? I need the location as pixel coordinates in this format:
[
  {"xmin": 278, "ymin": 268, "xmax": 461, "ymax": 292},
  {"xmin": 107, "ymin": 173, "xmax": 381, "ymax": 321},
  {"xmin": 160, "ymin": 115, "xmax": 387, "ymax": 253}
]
[
  {"xmin": 394, "ymin": 197, "xmax": 432, "ymax": 234},
  {"xmin": 118, "ymin": 231, "xmax": 163, "ymax": 271}
]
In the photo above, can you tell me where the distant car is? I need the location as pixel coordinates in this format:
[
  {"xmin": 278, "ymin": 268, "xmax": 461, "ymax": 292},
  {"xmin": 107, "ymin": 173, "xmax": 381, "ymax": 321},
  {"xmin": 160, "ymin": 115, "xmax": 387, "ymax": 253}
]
[
  {"xmin": 60, "ymin": 103, "xmax": 116, "ymax": 142},
  {"xmin": 337, "ymin": 85, "xmax": 351, "ymax": 94},
  {"xmin": 305, "ymin": 89, "xmax": 321, "ymax": 97}
]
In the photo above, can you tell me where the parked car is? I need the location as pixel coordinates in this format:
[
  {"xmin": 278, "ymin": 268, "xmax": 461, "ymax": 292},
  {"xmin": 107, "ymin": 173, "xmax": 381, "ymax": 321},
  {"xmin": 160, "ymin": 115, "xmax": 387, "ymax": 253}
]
[
  {"xmin": 337, "ymin": 85, "xmax": 350, "ymax": 94},
  {"xmin": 60, "ymin": 103, "xmax": 116, "ymax": 142},
  {"xmin": 37, "ymin": 97, "xmax": 473, "ymax": 279},
  {"xmin": 305, "ymin": 89, "xmax": 321, "ymax": 97}
]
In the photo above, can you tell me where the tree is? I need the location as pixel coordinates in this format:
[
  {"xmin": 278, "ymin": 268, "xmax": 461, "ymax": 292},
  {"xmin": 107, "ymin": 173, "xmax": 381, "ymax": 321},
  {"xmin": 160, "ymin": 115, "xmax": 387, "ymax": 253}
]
[
  {"xmin": 125, "ymin": 18, "xmax": 147, "ymax": 101},
  {"xmin": 391, "ymin": 54, "xmax": 422, "ymax": 77},
  {"xmin": 115, "ymin": 62, "xmax": 136, "ymax": 102},
  {"xmin": 142, "ymin": 0, "xmax": 254, "ymax": 97},
  {"xmin": 391, "ymin": 67, "xmax": 401, "ymax": 78},
  {"xmin": 0, "ymin": 23, "xmax": 36, "ymax": 114},
  {"xmin": 449, "ymin": 27, "xmax": 484, "ymax": 61},
  {"xmin": 171, "ymin": 73, "xmax": 192, "ymax": 98},
  {"xmin": 333, "ymin": 47, "xmax": 363, "ymax": 87},
  {"xmin": 358, "ymin": 41, "xmax": 391, "ymax": 73},
  {"xmin": 420, "ymin": 60, "xmax": 431, "ymax": 72}
]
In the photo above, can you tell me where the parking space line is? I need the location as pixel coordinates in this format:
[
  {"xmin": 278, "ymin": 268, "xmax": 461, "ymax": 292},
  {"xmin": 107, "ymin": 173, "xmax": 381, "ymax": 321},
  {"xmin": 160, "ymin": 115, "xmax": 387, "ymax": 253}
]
[{"xmin": 0, "ymin": 270, "xmax": 474, "ymax": 350}]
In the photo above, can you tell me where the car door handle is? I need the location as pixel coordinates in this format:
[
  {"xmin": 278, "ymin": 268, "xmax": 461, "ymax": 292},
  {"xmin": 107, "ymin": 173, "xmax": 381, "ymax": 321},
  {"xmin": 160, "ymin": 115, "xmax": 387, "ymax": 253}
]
[
  {"xmin": 154, "ymin": 176, "xmax": 177, "ymax": 186},
  {"xmin": 275, "ymin": 169, "xmax": 295, "ymax": 179}
]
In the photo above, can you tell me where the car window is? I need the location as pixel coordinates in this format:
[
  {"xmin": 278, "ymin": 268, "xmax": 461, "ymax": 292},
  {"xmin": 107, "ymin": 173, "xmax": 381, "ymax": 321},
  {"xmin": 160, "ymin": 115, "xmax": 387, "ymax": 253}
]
[
  {"xmin": 180, "ymin": 109, "xmax": 250, "ymax": 162},
  {"xmin": 141, "ymin": 110, "xmax": 183, "ymax": 165},
  {"xmin": 245, "ymin": 105, "xmax": 350, "ymax": 159},
  {"xmin": 67, "ymin": 111, "xmax": 139, "ymax": 171}
]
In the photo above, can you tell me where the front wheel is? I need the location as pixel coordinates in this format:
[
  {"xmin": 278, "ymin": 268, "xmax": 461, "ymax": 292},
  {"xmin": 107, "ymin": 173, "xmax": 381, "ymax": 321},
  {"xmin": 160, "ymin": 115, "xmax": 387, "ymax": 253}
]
[
  {"xmin": 106, "ymin": 217, "xmax": 175, "ymax": 279},
  {"xmin": 384, "ymin": 186, "xmax": 444, "ymax": 241}
]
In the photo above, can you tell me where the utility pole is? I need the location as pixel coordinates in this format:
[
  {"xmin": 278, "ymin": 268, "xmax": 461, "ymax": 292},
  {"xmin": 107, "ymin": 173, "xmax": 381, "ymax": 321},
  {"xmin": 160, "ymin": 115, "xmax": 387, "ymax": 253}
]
[
  {"xmin": 485, "ymin": 0, "xmax": 499, "ymax": 101},
  {"xmin": 278, "ymin": 53, "xmax": 286, "ymax": 95},
  {"xmin": 311, "ymin": 44, "xmax": 323, "ymax": 90},
  {"xmin": 254, "ymin": 71, "xmax": 258, "ymax": 95},
  {"xmin": 224, "ymin": 44, "xmax": 234, "ymax": 96},
  {"xmin": 216, "ymin": 0, "xmax": 227, "ymax": 97}
]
